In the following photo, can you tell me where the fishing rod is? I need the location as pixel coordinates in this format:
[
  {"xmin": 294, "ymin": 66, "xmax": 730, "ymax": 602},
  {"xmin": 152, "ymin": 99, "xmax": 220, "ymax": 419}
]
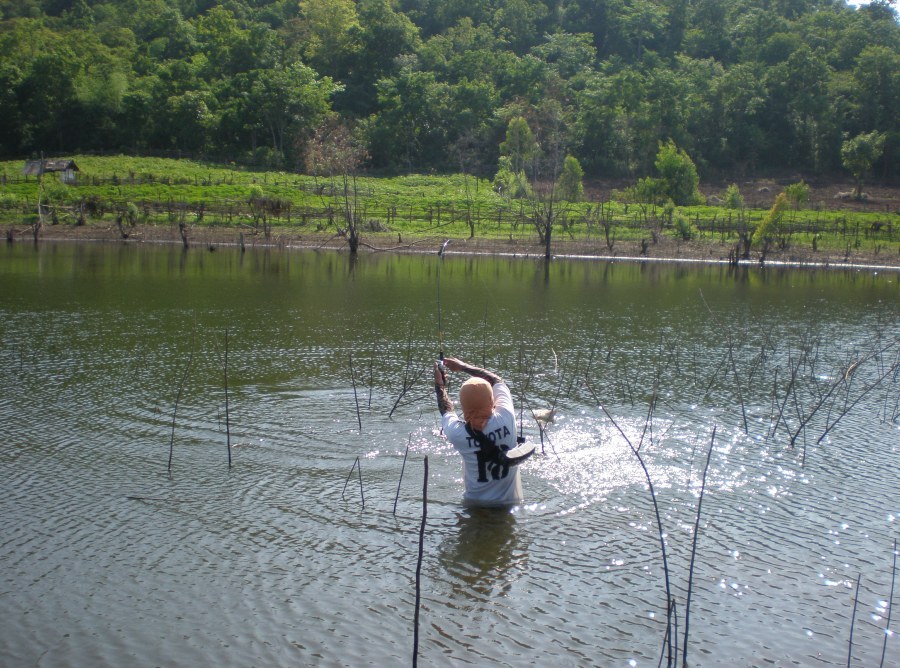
[{"xmin": 436, "ymin": 239, "xmax": 451, "ymax": 373}]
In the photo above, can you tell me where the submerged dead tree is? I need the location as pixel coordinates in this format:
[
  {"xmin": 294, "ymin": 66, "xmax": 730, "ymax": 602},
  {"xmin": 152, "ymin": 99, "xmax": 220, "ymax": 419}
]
[
  {"xmin": 305, "ymin": 118, "xmax": 369, "ymax": 254},
  {"xmin": 389, "ymin": 326, "xmax": 429, "ymax": 419}
]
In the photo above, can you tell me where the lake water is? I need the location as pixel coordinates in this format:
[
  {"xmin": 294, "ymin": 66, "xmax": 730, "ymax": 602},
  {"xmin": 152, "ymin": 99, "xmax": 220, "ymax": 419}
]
[{"xmin": 1, "ymin": 242, "xmax": 897, "ymax": 667}]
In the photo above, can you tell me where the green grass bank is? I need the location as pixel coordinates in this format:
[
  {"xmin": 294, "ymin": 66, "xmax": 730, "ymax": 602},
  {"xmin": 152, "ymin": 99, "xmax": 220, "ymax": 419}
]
[{"xmin": 2, "ymin": 155, "xmax": 897, "ymax": 267}]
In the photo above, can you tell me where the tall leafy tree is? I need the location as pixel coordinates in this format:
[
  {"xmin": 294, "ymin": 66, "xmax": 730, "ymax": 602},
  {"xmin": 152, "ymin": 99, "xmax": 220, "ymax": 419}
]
[
  {"xmin": 133, "ymin": 1, "xmax": 197, "ymax": 62},
  {"xmin": 341, "ymin": 0, "xmax": 421, "ymax": 115},
  {"xmin": 609, "ymin": 0, "xmax": 668, "ymax": 61},
  {"xmin": 717, "ymin": 63, "xmax": 767, "ymax": 173},
  {"xmin": 368, "ymin": 67, "xmax": 451, "ymax": 169},
  {"xmin": 17, "ymin": 50, "xmax": 81, "ymax": 151},
  {"xmin": 530, "ymin": 31, "xmax": 597, "ymax": 82},
  {"xmin": 841, "ymin": 131, "xmax": 886, "ymax": 199},
  {"xmin": 294, "ymin": 0, "xmax": 360, "ymax": 80},
  {"xmin": 0, "ymin": 63, "xmax": 24, "ymax": 154},
  {"xmin": 491, "ymin": 0, "xmax": 550, "ymax": 55},
  {"xmin": 244, "ymin": 63, "xmax": 339, "ymax": 165},
  {"xmin": 852, "ymin": 45, "xmax": 899, "ymax": 135},
  {"xmin": 500, "ymin": 116, "xmax": 538, "ymax": 174}
]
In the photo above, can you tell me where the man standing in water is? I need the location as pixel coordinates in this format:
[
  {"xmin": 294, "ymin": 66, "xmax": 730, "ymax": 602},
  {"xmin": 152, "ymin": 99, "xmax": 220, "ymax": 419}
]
[{"xmin": 434, "ymin": 357, "xmax": 533, "ymax": 506}]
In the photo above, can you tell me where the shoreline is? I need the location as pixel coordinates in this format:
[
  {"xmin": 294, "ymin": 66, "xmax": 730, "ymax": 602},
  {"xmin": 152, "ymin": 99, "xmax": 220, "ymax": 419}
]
[{"xmin": 8, "ymin": 222, "xmax": 900, "ymax": 272}]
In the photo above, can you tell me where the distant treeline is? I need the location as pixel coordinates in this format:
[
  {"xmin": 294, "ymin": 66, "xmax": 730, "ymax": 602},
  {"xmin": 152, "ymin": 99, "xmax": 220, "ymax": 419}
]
[{"xmin": 0, "ymin": 0, "xmax": 897, "ymax": 180}]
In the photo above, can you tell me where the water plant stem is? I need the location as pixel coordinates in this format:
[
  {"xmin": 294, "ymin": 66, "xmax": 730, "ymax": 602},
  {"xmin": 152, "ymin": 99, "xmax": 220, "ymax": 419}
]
[
  {"xmin": 848, "ymin": 572, "xmax": 862, "ymax": 668},
  {"xmin": 341, "ymin": 456, "xmax": 365, "ymax": 509},
  {"xmin": 880, "ymin": 538, "xmax": 897, "ymax": 668},
  {"xmin": 224, "ymin": 327, "xmax": 231, "ymax": 467},
  {"xmin": 350, "ymin": 353, "xmax": 362, "ymax": 432},
  {"xmin": 683, "ymin": 426, "xmax": 716, "ymax": 667},
  {"xmin": 413, "ymin": 455, "xmax": 428, "ymax": 667},
  {"xmin": 393, "ymin": 438, "xmax": 410, "ymax": 516}
]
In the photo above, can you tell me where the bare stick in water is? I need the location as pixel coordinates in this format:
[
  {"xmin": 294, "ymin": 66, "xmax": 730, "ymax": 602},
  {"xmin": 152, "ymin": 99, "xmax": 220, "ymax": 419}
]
[
  {"xmin": 224, "ymin": 327, "xmax": 232, "ymax": 467},
  {"xmin": 341, "ymin": 456, "xmax": 365, "ymax": 508},
  {"xmin": 413, "ymin": 455, "xmax": 429, "ymax": 667},
  {"xmin": 683, "ymin": 425, "xmax": 717, "ymax": 668},
  {"xmin": 350, "ymin": 353, "xmax": 362, "ymax": 432},
  {"xmin": 880, "ymin": 538, "xmax": 897, "ymax": 668},
  {"xmin": 393, "ymin": 437, "xmax": 411, "ymax": 516},
  {"xmin": 848, "ymin": 572, "xmax": 862, "ymax": 668},
  {"xmin": 367, "ymin": 351, "xmax": 374, "ymax": 409}
]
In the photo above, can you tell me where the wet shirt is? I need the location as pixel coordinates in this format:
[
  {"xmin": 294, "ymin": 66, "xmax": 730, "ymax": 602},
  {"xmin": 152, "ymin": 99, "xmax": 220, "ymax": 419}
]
[{"xmin": 441, "ymin": 382, "xmax": 523, "ymax": 506}]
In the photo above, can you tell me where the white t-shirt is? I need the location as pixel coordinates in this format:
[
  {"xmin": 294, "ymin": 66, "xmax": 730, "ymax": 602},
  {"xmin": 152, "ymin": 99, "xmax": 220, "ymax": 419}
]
[{"xmin": 441, "ymin": 382, "xmax": 523, "ymax": 506}]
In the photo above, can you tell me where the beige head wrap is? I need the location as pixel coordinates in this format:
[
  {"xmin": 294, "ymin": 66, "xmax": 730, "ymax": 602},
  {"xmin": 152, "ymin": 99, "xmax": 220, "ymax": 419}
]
[{"xmin": 459, "ymin": 377, "xmax": 494, "ymax": 431}]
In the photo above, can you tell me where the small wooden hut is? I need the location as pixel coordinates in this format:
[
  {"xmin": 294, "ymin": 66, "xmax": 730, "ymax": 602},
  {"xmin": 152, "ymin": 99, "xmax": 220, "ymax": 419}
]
[{"xmin": 23, "ymin": 159, "xmax": 80, "ymax": 184}]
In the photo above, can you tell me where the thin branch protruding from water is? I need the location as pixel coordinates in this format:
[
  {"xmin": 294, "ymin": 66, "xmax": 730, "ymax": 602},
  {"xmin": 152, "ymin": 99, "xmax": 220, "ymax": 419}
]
[
  {"xmin": 393, "ymin": 437, "xmax": 411, "ymax": 516},
  {"xmin": 350, "ymin": 353, "xmax": 362, "ymax": 433},
  {"xmin": 683, "ymin": 425, "xmax": 716, "ymax": 668},
  {"xmin": 389, "ymin": 325, "xmax": 427, "ymax": 419},
  {"xmin": 341, "ymin": 456, "xmax": 364, "ymax": 509},
  {"xmin": 848, "ymin": 572, "xmax": 862, "ymax": 668},
  {"xmin": 880, "ymin": 538, "xmax": 897, "ymax": 668},
  {"xmin": 413, "ymin": 456, "xmax": 429, "ymax": 667},
  {"xmin": 224, "ymin": 327, "xmax": 232, "ymax": 467}
]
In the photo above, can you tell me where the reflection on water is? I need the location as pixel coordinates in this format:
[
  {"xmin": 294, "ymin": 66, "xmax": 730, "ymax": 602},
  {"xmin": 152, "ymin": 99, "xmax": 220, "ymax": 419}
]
[
  {"xmin": 0, "ymin": 243, "xmax": 897, "ymax": 666},
  {"xmin": 439, "ymin": 508, "xmax": 525, "ymax": 599}
]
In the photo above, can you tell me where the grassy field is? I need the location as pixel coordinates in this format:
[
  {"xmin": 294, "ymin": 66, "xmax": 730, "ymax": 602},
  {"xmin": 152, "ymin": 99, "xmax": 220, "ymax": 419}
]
[{"xmin": 2, "ymin": 155, "xmax": 897, "ymax": 264}]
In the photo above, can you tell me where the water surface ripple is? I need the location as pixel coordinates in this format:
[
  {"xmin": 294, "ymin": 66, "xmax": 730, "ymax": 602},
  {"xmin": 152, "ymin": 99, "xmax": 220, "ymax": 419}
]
[{"xmin": 1, "ymin": 244, "xmax": 897, "ymax": 666}]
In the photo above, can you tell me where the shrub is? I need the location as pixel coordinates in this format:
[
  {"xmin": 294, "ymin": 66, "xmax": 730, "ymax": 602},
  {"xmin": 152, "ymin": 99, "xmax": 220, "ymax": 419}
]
[
  {"xmin": 42, "ymin": 180, "xmax": 69, "ymax": 204},
  {"xmin": 674, "ymin": 213, "xmax": 694, "ymax": 240},
  {"xmin": 493, "ymin": 156, "xmax": 531, "ymax": 199},
  {"xmin": 622, "ymin": 176, "xmax": 667, "ymax": 204},
  {"xmin": 784, "ymin": 180, "xmax": 809, "ymax": 209},
  {"xmin": 654, "ymin": 140, "xmax": 703, "ymax": 206},
  {"xmin": 0, "ymin": 193, "xmax": 19, "ymax": 209},
  {"xmin": 752, "ymin": 192, "xmax": 789, "ymax": 247},
  {"xmin": 248, "ymin": 184, "xmax": 265, "ymax": 201},
  {"xmin": 557, "ymin": 155, "xmax": 584, "ymax": 202},
  {"xmin": 723, "ymin": 184, "xmax": 744, "ymax": 209}
]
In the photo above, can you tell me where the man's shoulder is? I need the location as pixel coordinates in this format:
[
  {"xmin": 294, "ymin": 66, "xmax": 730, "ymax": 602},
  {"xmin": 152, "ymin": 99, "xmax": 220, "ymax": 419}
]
[{"xmin": 493, "ymin": 382, "xmax": 513, "ymax": 408}]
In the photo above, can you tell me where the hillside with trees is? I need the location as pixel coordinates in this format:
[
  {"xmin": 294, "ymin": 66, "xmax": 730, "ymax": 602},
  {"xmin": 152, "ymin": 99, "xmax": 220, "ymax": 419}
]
[{"xmin": 1, "ymin": 0, "xmax": 897, "ymax": 183}]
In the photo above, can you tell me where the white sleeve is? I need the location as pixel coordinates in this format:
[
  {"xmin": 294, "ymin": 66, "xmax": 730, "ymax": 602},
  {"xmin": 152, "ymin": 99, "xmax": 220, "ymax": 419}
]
[{"xmin": 493, "ymin": 382, "xmax": 514, "ymax": 418}]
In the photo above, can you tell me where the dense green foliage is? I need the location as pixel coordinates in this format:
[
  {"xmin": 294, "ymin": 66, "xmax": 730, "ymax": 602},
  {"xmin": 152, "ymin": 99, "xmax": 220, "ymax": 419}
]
[{"xmin": 1, "ymin": 0, "xmax": 897, "ymax": 182}]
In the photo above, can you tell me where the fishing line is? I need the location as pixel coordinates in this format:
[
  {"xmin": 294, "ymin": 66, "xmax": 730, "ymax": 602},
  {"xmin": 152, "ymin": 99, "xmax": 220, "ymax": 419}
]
[
  {"xmin": 436, "ymin": 239, "xmax": 451, "ymax": 369},
  {"xmin": 433, "ymin": 248, "xmax": 538, "ymax": 461},
  {"xmin": 466, "ymin": 259, "xmax": 533, "ymax": 446}
]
